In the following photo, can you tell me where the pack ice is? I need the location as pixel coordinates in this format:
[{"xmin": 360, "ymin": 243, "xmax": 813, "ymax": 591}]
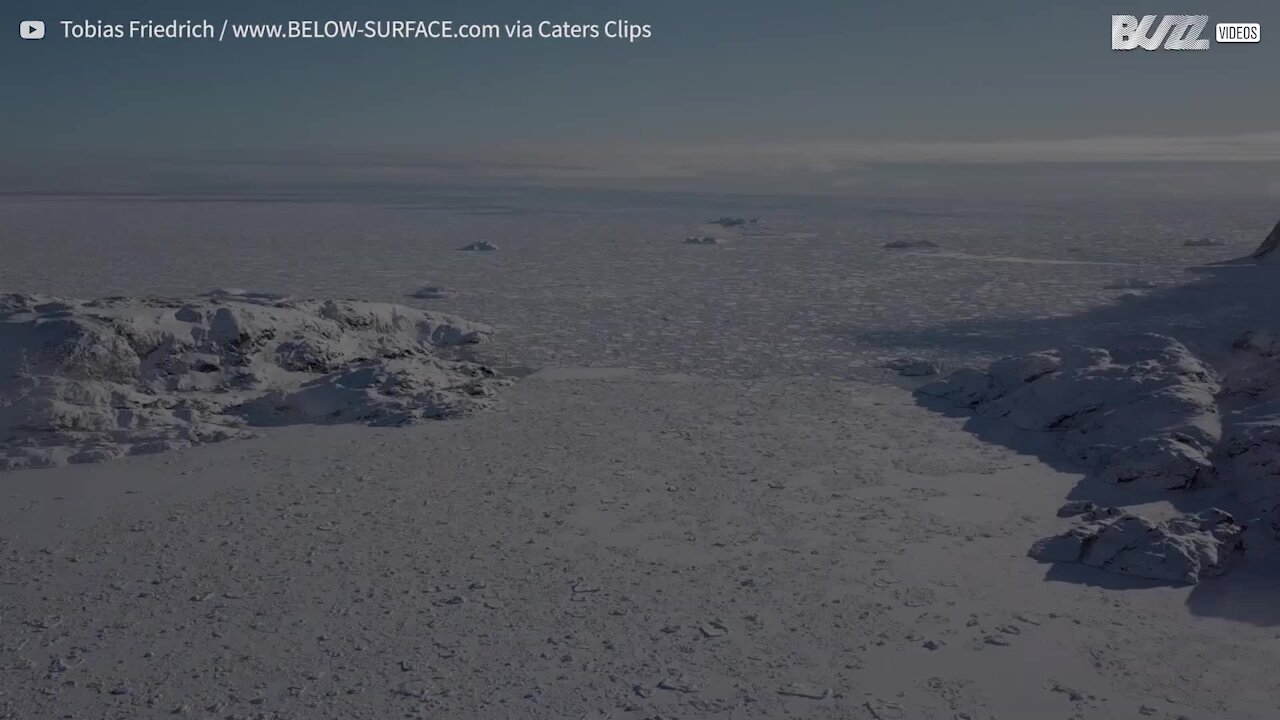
[{"xmin": 0, "ymin": 292, "xmax": 509, "ymax": 470}]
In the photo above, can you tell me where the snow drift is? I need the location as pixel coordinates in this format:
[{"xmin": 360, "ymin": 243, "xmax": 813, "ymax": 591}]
[{"xmin": 0, "ymin": 292, "xmax": 510, "ymax": 470}]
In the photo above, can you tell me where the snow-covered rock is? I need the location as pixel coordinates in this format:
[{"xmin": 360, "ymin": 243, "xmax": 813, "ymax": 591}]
[
  {"xmin": 458, "ymin": 241, "xmax": 499, "ymax": 252},
  {"xmin": 883, "ymin": 239, "xmax": 939, "ymax": 250},
  {"xmin": 1234, "ymin": 330, "xmax": 1280, "ymax": 359},
  {"xmin": 1029, "ymin": 508, "xmax": 1243, "ymax": 584},
  {"xmin": 1218, "ymin": 330, "xmax": 1280, "ymax": 511},
  {"xmin": 684, "ymin": 236, "xmax": 722, "ymax": 245},
  {"xmin": 0, "ymin": 293, "xmax": 509, "ymax": 470},
  {"xmin": 1056, "ymin": 500, "xmax": 1102, "ymax": 518},
  {"xmin": 884, "ymin": 357, "xmax": 942, "ymax": 377},
  {"xmin": 918, "ymin": 334, "xmax": 1221, "ymax": 490}
]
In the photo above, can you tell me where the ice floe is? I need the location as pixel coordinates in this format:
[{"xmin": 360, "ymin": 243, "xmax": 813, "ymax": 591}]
[
  {"xmin": 409, "ymin": 285, "xmax": 453, "ymax": 299},
  {"xmin": 883, "ymin": 239, "xmax": 940, "ymax": 250},
  {"xmin": 709, "ymin": 217, "xmax": 753, "ymax": 228}
]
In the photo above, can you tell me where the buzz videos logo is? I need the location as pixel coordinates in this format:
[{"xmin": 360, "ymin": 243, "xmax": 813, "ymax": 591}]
[{"xmin": 1112, "ymin": 15, "xmax": 1261, "ymax": 50}]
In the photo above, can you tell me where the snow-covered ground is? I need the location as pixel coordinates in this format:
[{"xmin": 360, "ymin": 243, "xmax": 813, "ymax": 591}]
[{"xmin": 1, "ymin": 192, "xmax": 1278, "ymax": 719}]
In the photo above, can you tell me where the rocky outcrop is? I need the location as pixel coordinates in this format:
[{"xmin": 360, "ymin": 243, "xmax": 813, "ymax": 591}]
[
  {"xmin": 0, "ymin": 292, "xmax": 509, "ymax": 470},
  {"xmin": 918, "ymin": 334, "xmax": 1221, "ymax": 491},
  {"xmin": 1253, "ymin": 218, "xmax": 1280, "ymax": 260},
  {"xmin": 1029, "ymin": 508, "xmax": 1243, "ymax": 585},
  {"xmin": 921, "ymin": 326, "xmax": 1280, "ymax": 582}
]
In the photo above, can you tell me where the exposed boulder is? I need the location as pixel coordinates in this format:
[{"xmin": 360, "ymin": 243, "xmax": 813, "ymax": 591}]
[
  {"xmin": 458, "ymin": 241, "xmax": 499, "ymax": 252},
  {"xmin": 684, "ymin": 236, "xmax": 722, "ymax": 245},
  {"xmin": 1029, "ymin": 508, "xmax": 1243, "ymax": 584},
  {"xmin": 1254, "ymin": 218, "xmax": 1280, "ymax": 260}
]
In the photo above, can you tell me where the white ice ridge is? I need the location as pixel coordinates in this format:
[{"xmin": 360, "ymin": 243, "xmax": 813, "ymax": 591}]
[{"xmin": 0, "ymin": 292, "xmax": 510, "ymax": 470}]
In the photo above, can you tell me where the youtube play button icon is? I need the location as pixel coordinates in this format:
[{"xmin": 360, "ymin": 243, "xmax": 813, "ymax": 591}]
[{"xmin": 20, "ymin": 20, "xmax": 46, "ymax": 40}]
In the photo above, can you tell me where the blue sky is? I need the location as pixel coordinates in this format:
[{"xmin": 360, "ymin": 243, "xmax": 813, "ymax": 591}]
[{"xmin": 3, "ymin": 0, "xmax": 1279, "ymax": 193}]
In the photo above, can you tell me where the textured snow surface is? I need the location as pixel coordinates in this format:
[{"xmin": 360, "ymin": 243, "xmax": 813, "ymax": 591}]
[
  {"xmin": 0, "ymin": 293, "xmax": 507, "ymax": 469},
  {"xmin": 1, "ymin": 197, "xmax": 1278, "ymax": 718}
]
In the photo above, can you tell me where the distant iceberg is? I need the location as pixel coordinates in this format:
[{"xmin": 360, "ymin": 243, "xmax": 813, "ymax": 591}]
[
  {"xmin": 410, "ymin": 285, "xmax": 453, "ymax": 299},
  {"xmin": 883, "ymin": 239, "xmax": 939, "ymax": 250}
]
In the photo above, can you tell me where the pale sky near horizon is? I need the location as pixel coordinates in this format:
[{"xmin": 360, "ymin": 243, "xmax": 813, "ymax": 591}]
[{"xmin": 3, "ymin": 0, "xmax": 1279, "ymax": 193}]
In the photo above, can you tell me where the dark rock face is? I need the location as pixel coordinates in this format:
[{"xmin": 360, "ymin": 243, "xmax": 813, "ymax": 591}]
[{"xmin": 1254, "ymin": 218, "xmax": 1280, "ymax": 260}]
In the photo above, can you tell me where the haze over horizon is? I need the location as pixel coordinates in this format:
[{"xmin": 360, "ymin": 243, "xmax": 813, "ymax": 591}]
[{"xmin": 4, "ymin": 0, "xmax": 1279, "ymax": 196}]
